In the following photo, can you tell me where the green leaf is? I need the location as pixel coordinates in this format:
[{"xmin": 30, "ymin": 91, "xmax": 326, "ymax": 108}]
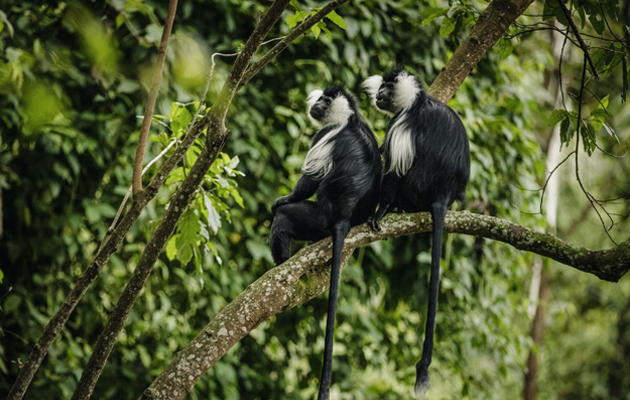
[
  {"xmin": 170, "ymin": 103, "xmax": 193, "ymax": 135},
  {"xmin": 589, "ymin": 13, "xmax": 605, "ymax": 35},
  {"xmin": 289, "ymin": 0, "xmax": 301, "ymax": 11},
  {"xmin": 495, "ymin": 38, "xmax": 513, "ymax": 61},
  {"xmin": 548, "ymin": 109, "xmax": 569, "ymax": 126},
  {"xmin": 286, "ymin": 10, "xmax": 308, "ymax": 29},
  {"xmin": 227, "ymin": 186, "xmax": 245, "ymax": 208},
  {"xmin": 137, "ymin": 345, "xmax": 151, "ymax": 368},
  {"xmin": 115, "ymin": 13, "xmax": 125, "ymax": 29},
  {"xmin": 166, "ymin": 235, "xmax": 178, "ymax": 260},
  {"xmin": 439, "ymin": 17, "xmax": 456, "ymax": 37},
  {"xmin": 246, "ymin": 240, "xmax": 273, "ymax": 262},
  {"xmin": 421, "ymin": 9, "xmax": 448, "ymax": 26},
  {"xmin": 176, "ymin": 210, "xmax": 200, "ymax": 266},
  {"xmin": 204, "ymin": 195, "xmax": 222, "ymax": 234},
  {"xmin": 3, "ymin": 294, "xmax": 21, "ymax": 314},
  {"xmin": 228, "ymin": 155, "xmax": 240, "ymax": 170},
  {"xmin": 311, "ymin": 23, "xmax": 321, "ymax": 39},
  {"xmin": 326, "ymin": 10, "xmax": 347, "ymax": 30}
]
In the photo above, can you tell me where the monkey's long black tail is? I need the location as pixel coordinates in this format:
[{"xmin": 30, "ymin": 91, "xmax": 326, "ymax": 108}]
[
  {"xmin": 317, "ymin": 219, "xmax": 351, "ymax": 400},
  {"xmin": 414, "ymin": 202, "xmax": 447, "ymax": 399}
]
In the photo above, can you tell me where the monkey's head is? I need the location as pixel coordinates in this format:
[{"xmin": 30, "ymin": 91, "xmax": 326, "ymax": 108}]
[
  {"xmin": 362, "ymin": 68, "xmax": 422, "ymax": 115},
  {"xmin": 306, "ymin": 86, "xmax": 356, "ymax": 128}
]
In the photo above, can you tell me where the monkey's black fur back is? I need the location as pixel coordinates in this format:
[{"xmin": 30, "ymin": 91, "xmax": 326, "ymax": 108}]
[
  {"xmin": 270, "ymin": 86, "xmax": 381, "ymax": 400},
  {"xmin": 385, "ymin": 92, "xmax": 469, "ymax": 211},
  {"xmin": 314, "ymin": 111, "xmax": 381, "ymax": 225},
  {"xmin": 364, "ymin": 67, "xmax": 470, "ymax": 398}
]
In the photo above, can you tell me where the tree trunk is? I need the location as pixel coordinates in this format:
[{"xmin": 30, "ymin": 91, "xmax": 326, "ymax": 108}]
[
  {"xmin": 427, "ymin": 0, "xmax": 535, "ymax": 102},
  {"xmin": 524, "ymin": 272, "xmax": 550, "ymax": 400},
  {"xmin": 523, "ymin": 21, "xmax": 564, "ymax": 400}
]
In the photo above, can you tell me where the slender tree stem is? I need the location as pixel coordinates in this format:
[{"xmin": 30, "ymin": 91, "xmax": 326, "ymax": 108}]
[
  {"xmin": 555, "ymin": 0, "xmax": 599, "ymax": 79},
  {"xmin": 132, "ymin": 0, "xmax": 179, "ymax": 195}
]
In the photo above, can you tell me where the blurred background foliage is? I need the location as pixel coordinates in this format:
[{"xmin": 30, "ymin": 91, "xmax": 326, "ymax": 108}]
[{"xmin": 1, "ymin": 0, "xmax": 630, "ymax": 399}]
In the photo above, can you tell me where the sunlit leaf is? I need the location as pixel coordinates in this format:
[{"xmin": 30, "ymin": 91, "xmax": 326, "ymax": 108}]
[{"xmin": 326, "ymin": 10, "xmax": 347, "ymax": 30}]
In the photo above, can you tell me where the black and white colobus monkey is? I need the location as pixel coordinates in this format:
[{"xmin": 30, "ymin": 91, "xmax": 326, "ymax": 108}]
[
  {"xmin": 270, "ymin": 86, "xmax": 381, "ymax": 400},
  {"xmin": 363, "ymin": 68, "xmax": 470, "ymax": 398}
]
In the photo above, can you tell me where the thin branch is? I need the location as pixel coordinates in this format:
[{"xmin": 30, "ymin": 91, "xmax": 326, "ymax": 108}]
[
  {"xmin": 239, "ymin": 0, "xmax": 351, "ymax": 89},
  {"xmin": 555, "ymin": 0, "xmax": 599, "ymax": 79},
  {"xmin": 539, "ymin": 151, "xmax": 576, "ymax": 214},
  {"xmin": 558, "ymin": 25, "xmax": 570, "ymax": 112},
  {"xmin": 131, "ymin": 0, "xmax": 179, "ymax": 195},
  {"xmin": 574, "ymin": 55, "xmax": 617, "ymax": 244},
  {"xmin": 103, "ymin": 138, "xmax": 180, "ymax": 248}
]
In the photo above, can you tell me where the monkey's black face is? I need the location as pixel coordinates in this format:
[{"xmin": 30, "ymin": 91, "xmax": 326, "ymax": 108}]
[
  {"xmin": 376, "ymin": 81, "xmax": 396, "ymax": 113},
  {"xmin": 309, "ymin": 95, "xmax": 333, "ymax": 122}
]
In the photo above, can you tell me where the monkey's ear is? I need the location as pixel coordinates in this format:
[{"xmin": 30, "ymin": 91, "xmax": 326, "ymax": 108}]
[
  {"xmin": 362, "ymin": 76, "xmax": 383, "ymax": 101},
  {"xmin": 306, "ymin": 89, "xmax": 324, "ymax": 109}
]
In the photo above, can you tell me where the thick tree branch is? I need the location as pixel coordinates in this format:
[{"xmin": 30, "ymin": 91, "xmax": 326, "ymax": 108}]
[
  {"xmin": 132, "ymin": 0, "xmax": 179, "ymax": 195},
  {"xmin": 143, "ymin": 211, "xmax": 630, "ymax": 400},
  {"xmin": 428, "ymin": 0, "xmax": 535, "ymax": 102}
]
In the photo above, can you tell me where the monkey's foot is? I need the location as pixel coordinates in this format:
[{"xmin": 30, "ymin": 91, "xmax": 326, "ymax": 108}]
[
  {"xmin": 414, "ymin": 367, "xmax": 430, "ymax": 399},
  {"xmin": 367, "ymin": 216, "xmax": 382, "ymax": 231}
]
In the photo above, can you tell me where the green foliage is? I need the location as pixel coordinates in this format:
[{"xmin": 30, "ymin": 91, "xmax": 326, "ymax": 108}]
[{"xmin": 1, "ymin": 0, "xmax": 629, "ymax": 399}]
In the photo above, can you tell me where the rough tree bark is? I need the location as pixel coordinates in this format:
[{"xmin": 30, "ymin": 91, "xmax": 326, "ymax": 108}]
[
  {"xmin": 7, "ymin": 1, "xmax": 350, "ymax": 400},
  {"xmin": 427, "ymin": 0, "xmax": 535, "ymax": 102},
  {"xmin": 143, "ymin": 211, "xmax": 630, "ymax": 400}
]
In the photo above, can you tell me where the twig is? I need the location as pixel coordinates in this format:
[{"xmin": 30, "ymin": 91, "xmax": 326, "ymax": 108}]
[
  {"xmin": 131, "ymin": 0, "xmax": 179, "ymax": 195},
  {"xmin": 539, "ymin": 151, "xmax": 576, "ymax": 214},
  {"xmin": 103, "ymin": 138, "xmax": 180, "ymax": 246},
  {"xmin": 555, "ymin": 0, "xmax": 599, "ymax": 79},
  {"xmin": 574, "ymin": 55, "xmax": 617, "ymax": 244},
  {"xmin": 239, "ymin": 0, "xmax": 350, "ymax": 88}
]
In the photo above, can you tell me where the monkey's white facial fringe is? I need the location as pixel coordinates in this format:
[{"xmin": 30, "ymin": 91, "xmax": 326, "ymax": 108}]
[
  {"xmin": 362, "ymin": 75, "xmax": 394, "ymax": 116},
  {"xmin": 362, "ymin": 75, "xmax": 382, "ymax": 105},
  {"xmin": 394, "ymin": 71, "xmax": 421, "ymax": 111},
  {"xmin": 302, "ymin": 94, "xmax": 354, "ymax": 179},
  {"xmin": 302, "ymin": 124, "xmax": 344, "ymax": 180},
  {"xmin": 306, "ymin": 89, "xmax": 324, "ymax": 128},
  {"xmin": 322, "ymin": 95, "xmax": 354, "ymax": 127},
  {"xmin": 386, "ymin": 112, "xmax": 415, "ymax": 176}
]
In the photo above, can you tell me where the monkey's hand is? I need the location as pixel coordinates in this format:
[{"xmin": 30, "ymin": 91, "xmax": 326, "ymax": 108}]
[
  {"xmin": 367, "ymin": 215, "xmax": 382, "ymax": 232},
  {"xmin": 271, "ymin": 196, "xmax": 291, "ymax": 216}
]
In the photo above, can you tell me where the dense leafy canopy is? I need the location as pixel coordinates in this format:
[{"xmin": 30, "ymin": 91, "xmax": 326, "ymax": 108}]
[{"xmin": 1, "ymin": 0, "xmax": 630, "ymax": 399}]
